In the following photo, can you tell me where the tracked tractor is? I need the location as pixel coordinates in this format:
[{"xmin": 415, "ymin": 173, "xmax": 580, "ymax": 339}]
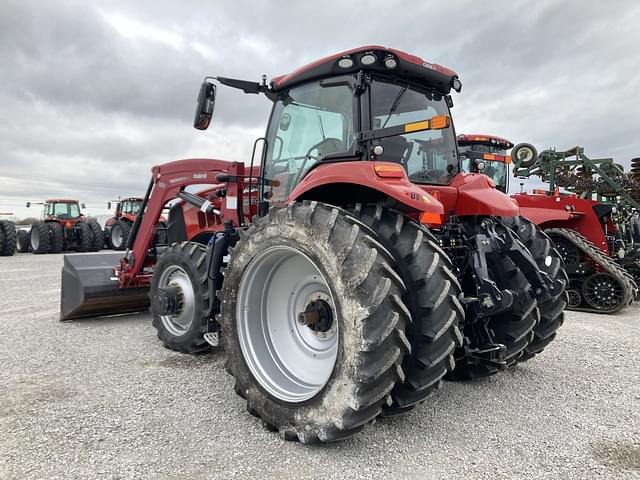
[
  {"xmin": 0, "ymin": 213, "xmax": 17, "ymax": 256},
  {"xmin": 60, "ymin": 46, "xmax": 566, "ymax": 442},
  {"xmin": 458, "ymin": 135, "xmax": 638, "ymax": 313},
  {"xmin": 25, "ymin": 199, "xmax": 104, "ymax": 254},
  {"xmin": 105, "ymin": 197, "xmax": 168, "ymax": 250}
]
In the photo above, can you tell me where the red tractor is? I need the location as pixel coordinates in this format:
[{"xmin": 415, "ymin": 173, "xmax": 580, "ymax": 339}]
[
  {"xmin": 458, "ymin": 134, "xmax": 638, "ymax": 313},
  {"xmin": 61, "ymin": 46, "xmax": 567, "ymax": 442},
  {"xmin": 105, "ymin": 197, "xmax": 168, "ymax": 250},
  {"xmin": 0, "ymin": 213, "xmax": 17, "ymax": 256},
  {"xmin": 25, "ymin": 199, "xmax": 104, "ymax": 254}
]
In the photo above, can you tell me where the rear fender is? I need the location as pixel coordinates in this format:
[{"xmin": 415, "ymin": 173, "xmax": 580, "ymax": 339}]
[
  {"xmin": 429, "ymin": 173, "xmax": 519, "ymax": 218},
  {"xmin": 288, "ymin": 161, "xmax": 444, "ymax": 216}
]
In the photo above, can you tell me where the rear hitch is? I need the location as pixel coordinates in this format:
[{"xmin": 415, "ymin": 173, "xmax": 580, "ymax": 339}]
[{"xmin": 466, "ymin": 343, "xmax": 507, "ymax": 370}]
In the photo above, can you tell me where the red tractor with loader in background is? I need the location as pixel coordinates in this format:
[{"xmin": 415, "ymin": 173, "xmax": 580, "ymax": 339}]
[
  {"xmin": 60, "ymin": 46, "xmax": 567, "ymax": 443},
  {"xmin": 0, "ymin": 213, "xmax": 17, "ymax": 256},
  {"xmin": 24, "ymin": 199, "xmax": 104, "ymax": 254},
  {"xmin": 104, "ymin": 197, "xmax": 168, "ymax": 250},
  {"xmin": 458, "ymin": 134, "xmax": 638, "ymax": 313}
]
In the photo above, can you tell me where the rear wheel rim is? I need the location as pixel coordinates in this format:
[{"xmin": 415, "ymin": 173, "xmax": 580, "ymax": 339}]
[
  {"xmin": 31, "ymin": 228, "xmax": 39, "ymax": 250},
  {"xmin": 111, "ymin": 226, "xmax": 123, "ymax": 248},
  {"xmin": 551, "ymin": 235, "xmax": 580, "ymax": 267},
  {"xmin": 237, "ymin": 246, "xmax": 338, "ymax": 403},
  {"xmin": 582, "ymin": 273, "xmax": 623, "ymax": 310},
  {"xmin": 157, "ymin": 265, "xmax": 196, "ymax": 336}
]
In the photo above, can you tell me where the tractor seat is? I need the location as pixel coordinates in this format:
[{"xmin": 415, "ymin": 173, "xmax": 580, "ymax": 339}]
[{"xmin": 315, "ymin": 138, "xmax": 345, "ymax": 158}]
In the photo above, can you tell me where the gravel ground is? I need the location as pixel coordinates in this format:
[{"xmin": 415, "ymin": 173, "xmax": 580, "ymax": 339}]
[{"xmin": 0, "ymin": 252, "xmax": 638, "ymax": 480}]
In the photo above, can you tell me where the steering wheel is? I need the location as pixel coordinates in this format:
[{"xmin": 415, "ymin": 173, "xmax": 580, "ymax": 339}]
[{"xmin": 305, "ymin": 137, "xmax": 344, "ymax": 161}]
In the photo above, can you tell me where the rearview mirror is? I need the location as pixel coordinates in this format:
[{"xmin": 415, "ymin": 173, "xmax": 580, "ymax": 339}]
[
  {"xmin": 107, "ymin": 202, "xmax": 111, "ymax": 210},
  {"xmin": 194, "ymin": 81, "xmax": 216, "ymax": 130},
  {"xmin": 81, "ymin": 203, "xmax": 86, "ymax": 209},
  {"xmin": 25, "ymin": 202, "xmax": 31, "ymax": 208}
]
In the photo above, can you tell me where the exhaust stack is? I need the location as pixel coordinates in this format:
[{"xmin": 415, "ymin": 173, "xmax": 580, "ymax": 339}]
[{"xmin": 60, "ymin": 253, "xmax": 150, "ymax": 321}]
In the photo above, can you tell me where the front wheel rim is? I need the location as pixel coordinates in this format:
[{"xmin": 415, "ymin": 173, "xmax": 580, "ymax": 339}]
[
  {"xmin": 236, "ymin": 246, "xmax": 338, "ymax": 403},
  {"xmin": 157, "ymin": 265, "xmax": 196, "ymax": 336},
  {"xmin": 111, "ymin": 226, "xmax": 123, "ymax": 248}
]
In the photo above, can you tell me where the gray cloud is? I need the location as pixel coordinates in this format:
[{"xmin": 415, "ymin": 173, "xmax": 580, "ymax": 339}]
[{"xmin": 1, "ymin": 0, "xmax": 639, "ymax": 219}]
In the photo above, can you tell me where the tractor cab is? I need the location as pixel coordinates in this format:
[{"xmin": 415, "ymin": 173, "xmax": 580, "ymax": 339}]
[
  {"xmin": 43, "ymin": 199, "xmax": 84, "ymax": 222},
  {"xmin": 457, "ymin": 134, "xmax": 514, "ymax": 193},
  {"xmin": 110, "ymin": 197, "xmax": 143, "ymax": 221}
]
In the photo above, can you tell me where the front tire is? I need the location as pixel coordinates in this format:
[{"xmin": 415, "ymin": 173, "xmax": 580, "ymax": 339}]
[
  {"xmin": 150, "ymin": 242, "xmax": 211, "ymax": 353},
  {"xmin": 110, "ymin": 220, "xmax": 131, "ymax": 251},
  {"xmin": 220, "ymin": 202, "xmax": 410, "ymax": 443}
]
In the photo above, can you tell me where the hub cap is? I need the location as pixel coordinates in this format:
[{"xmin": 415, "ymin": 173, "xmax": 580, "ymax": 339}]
[
  {"xmin": 237, "ymin": 246, "xmax": 338, "ymax": 403},
  {"xmin": 111, "ymin": 225, "xmax": 123, "ymax": 248},
  {"xmin": 582, "ymin": 273, "xmax": 623, "ymax": 310},
  {"xmin": 157, "ymin": 265, "xmax": 196, "ymax": 336}
]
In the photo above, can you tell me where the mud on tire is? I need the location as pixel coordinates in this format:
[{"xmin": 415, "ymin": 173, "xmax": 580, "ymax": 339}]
[
  {"xmin": 220, "ymin": 201, "xmax": 410, "ymax": 443},
  {"xmin": 150, "ymin": 242, "xmax": 211, "ymax": 354},
  {"xmin": 348, "ymin": 203, "xmax": 463, "ymax": 414},
  {"xmin": 503, "ymin": 216, "xmax": 568, "ymax": 361}
]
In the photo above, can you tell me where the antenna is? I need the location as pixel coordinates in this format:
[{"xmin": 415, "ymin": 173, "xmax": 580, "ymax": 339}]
[{"xmin": 520, "ymin": 182, "xmax": 524, "ymax": 193}]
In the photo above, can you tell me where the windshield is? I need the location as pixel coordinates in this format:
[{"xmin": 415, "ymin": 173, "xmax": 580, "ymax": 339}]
[
  {"xmin": 50, "ymin": 202, "xmax": 80, "ymax": 219},
  {"xmin": 370, "ymin": 79, "xmax": 458, "ymax": 184},
  {"xmin": 458, "ymin": 144, "xmax": 509, "ymax": 192},
  {"xmin": 122, "ymin": 200, "xmax": 142, "ymax": 214},
  {"xmin": 263, "ymin": 78, "xmax": 356, "ymax": 202}
]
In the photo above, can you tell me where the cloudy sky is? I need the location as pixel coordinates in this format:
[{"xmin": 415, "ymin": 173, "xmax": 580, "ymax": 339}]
[{"xmin": 1, "ymin": 0, "xmax": 639, "ymax": 219}]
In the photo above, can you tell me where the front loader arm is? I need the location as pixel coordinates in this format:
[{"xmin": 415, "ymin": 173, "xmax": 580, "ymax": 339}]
[{"xmin": 119, "ymin": 158, "xmax": 244, "ymax": 287}]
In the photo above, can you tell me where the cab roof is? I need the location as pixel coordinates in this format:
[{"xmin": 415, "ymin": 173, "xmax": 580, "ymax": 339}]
[
  {"xmin": 46, "ymin": 199, "xmax": 79, "ymax": 204},
  {"xmin": 271, "ymin": 45, "xmax": 460, "ymax": 95},
  {"xmin": 457, "ymin": 134, "xmax": 514, "ymax": 149}
]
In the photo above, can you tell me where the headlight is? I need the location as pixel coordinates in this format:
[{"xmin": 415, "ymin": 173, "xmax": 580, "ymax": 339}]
[
  {"xmin": 337, "ymin": 57, "xmax": 354, "ymax": 69},
  {"xmin": 383, "ymin": 55, "xmax": 397, "ymax": 69},
  {"xmin": 361, "ymin": 53, "xmax": 377, "ymax": 65}
]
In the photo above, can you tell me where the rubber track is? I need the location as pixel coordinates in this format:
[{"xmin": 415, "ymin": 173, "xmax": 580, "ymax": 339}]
[{"xmin": 546, "ymin": 228, "xmax": 637, "ymax": 313}]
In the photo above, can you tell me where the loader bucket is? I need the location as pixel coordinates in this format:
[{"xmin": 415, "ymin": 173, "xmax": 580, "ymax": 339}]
[{"xmin": 60, "ymin": 253, "xmax": 150, "ymax": 321}]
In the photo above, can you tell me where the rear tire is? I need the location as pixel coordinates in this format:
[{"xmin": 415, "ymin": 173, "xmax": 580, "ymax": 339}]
[
  {"xmin": 155, "ymin": 222, "xmax": 168, "ymax": 246},
  {"xmin": 503, "ymin": 216, "xmax": 568, "ymax": 361},
  {"xmin": 0, "ymin": 221, "xmax": 17, "ymax": 256},
  {"xmin": 47, "ymin": 222, "xmax": 64, "ymax": 253},
  {"xmin": 110, "ymin": 220, "xmax": 131, "ymax": 251},
  {"xmin": 30, "ymin": 221, "xmax": 51, "ymax": 254},
  {"xmin": 17, "ymin": 229, "xmax": 30, "ymax": 253},
  {"xmin": 220, "ymin": 202, "xmax": 410, "ymax": 443},
  {"xmin": 348, "ymin": 203, "xmax": 463, "ymax": 414},
  {"xmin": 76, "ymin": 222, "xmax": 93, "ymax": 252},
  {"xmin": 449, "ymin": 218, "xmax": 539, "ymax": 380},
  {"xmin": 88, "ymin": 218, "xmax": 104, "ymax": 251},
  {"xmin": 150, "ymin": 242, "xmax": 211, "ymax": 354}
]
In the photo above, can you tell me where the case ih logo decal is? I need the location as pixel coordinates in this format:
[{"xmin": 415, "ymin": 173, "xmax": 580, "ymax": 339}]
[{"xmin": 192, "ymin": 173, "xmax": 207, "ymax": 179}]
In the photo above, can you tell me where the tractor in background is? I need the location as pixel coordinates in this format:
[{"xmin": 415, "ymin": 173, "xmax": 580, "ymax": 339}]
[
  {"xmin": 457, "ymin": 134, "xmax": 513, "ymax": 193},
  {"xmin": 25, "ymin": 199, "xmax": 104, "ymax": 254},
  {"xmin": 0, "ymin": 212, "xmax": 17, "ymax": 256},
  {"xmin": 458, "ymin": 134, "xmax": 639, "ymax": 313},
  {"xmin": 60, "ymin": 46, "xmax": 567, "ymax": 443},
  {"xmin": 104, "ymin": 197, "xmax": 168, "ymax": 250}
]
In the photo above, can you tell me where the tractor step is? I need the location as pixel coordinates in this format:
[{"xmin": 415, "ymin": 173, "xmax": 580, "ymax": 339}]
[{"xmin": 60, "ymin": 253, "xmax": 150, "ymax": 321}]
